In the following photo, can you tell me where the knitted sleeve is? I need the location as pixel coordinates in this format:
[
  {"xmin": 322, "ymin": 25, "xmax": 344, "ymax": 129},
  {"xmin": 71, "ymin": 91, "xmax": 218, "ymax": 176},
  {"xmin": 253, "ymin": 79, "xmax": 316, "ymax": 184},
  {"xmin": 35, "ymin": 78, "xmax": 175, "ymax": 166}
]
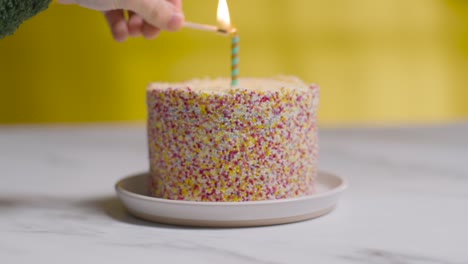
[{"xmin": 0, "ymin": 0, "xmax": 52, "ymax": 39}]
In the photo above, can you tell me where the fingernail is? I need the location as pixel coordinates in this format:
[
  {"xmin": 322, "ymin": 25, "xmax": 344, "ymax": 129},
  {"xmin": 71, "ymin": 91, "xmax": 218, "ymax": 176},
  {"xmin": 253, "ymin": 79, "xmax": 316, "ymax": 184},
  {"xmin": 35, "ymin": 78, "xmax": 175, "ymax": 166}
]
[{"xmin": 167, "ymin": 13, "xmax": 184, "ymax": 31}]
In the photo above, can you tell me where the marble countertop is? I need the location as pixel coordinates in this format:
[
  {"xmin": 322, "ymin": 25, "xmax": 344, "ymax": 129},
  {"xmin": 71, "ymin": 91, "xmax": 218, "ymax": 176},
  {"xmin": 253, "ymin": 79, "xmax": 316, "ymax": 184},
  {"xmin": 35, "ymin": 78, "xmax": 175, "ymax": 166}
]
[{"xmin": 1, "ymin": 122, "xmax": 467, "ymax": 264}]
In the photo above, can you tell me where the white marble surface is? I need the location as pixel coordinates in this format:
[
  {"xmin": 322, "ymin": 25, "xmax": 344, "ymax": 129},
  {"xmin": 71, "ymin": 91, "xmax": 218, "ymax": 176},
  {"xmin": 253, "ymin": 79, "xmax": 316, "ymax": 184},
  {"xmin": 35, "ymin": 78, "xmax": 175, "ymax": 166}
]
[{"xmin": 1, "ymin": 122, "xmax": 467, "ymax": 264}]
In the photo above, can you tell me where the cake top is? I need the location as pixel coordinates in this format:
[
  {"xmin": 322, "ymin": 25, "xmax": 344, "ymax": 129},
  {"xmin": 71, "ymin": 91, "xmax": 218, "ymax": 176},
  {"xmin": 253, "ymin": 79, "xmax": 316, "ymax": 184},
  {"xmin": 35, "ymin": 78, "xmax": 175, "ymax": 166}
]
[{"xmin": 148, "ymin": 76, "xmax": 312, "ymax": 94}]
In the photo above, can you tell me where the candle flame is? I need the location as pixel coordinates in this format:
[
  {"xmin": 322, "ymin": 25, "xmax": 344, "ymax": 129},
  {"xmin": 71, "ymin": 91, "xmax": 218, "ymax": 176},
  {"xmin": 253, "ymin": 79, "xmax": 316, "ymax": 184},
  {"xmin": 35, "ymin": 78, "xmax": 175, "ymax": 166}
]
[{"xmin": 217, "ymin": 0, "xmax": 231, "ymax": 30}]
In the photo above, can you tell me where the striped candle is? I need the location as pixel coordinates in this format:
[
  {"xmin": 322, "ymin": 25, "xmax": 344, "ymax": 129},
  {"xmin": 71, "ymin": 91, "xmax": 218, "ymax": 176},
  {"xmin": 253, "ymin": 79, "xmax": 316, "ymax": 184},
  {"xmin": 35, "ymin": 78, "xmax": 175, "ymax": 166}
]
[{"xmin": 231, "ymin": 30, "xmax": 239, "ymax": 87}]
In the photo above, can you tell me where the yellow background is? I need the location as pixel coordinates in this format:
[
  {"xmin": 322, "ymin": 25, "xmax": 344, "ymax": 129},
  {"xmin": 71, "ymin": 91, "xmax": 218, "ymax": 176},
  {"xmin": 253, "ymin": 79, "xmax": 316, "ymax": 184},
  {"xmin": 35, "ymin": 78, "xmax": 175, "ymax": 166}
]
[{"xmin": 0, "ymin": 0, "xmax": 467, "ymax": 126}]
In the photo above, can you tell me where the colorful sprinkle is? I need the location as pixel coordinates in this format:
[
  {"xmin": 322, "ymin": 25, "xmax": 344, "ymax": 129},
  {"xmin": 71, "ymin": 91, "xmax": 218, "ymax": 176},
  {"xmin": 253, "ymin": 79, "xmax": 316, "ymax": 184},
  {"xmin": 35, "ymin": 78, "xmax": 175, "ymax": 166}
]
[{"xmin": 146, "ymin": 77, "xmax": 319, "ymax": 202}]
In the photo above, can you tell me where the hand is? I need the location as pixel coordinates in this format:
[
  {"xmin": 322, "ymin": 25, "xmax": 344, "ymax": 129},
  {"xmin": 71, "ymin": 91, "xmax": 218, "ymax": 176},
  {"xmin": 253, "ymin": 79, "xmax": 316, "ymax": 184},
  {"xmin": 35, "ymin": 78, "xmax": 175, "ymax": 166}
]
[{"xmin": 57, "ymin": 0, "xmax": 184, "ymax": 42}]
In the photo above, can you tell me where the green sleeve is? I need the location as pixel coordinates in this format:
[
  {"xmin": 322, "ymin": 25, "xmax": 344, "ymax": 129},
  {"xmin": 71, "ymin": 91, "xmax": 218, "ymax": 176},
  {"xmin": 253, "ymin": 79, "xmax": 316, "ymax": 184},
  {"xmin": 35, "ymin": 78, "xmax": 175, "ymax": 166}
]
[{"xmin": 0, "ymin": 0, "xmax": 52, "ymax": 39}]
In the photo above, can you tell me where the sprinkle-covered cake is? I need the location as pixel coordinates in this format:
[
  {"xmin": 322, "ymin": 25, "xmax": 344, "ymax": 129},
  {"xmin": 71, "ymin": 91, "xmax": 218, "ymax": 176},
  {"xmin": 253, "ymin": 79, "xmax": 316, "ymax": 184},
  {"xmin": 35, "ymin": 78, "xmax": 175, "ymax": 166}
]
[{"xmin": 146, "ymin": 76, "xmax": 319, "ymax": 202}]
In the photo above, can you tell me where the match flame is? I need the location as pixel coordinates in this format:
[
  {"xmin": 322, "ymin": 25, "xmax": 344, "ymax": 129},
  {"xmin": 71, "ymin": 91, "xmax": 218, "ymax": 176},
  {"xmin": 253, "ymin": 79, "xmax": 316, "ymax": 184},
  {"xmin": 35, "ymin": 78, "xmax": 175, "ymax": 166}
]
[{"xmin": 217, "ymin": 0, "xmax": 231, "ymax": 30}]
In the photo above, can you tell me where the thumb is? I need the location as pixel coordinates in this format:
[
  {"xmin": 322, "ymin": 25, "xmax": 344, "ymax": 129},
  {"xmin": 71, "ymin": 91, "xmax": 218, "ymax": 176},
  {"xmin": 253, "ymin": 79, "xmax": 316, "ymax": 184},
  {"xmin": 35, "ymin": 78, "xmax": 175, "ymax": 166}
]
[{"xmin": 126, "ymin": 0, "xmax": 184, "ymax": 32}]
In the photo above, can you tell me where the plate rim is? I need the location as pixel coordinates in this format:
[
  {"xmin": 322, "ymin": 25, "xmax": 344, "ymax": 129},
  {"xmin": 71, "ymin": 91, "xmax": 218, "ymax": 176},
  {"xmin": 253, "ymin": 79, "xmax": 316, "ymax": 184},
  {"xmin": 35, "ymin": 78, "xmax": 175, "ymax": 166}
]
[
  {"xmin": 126, "ymin": 206, "xmax": 337, "ymax": 228},
  {"xmin": 115, "ymin": 170, "xmax": 347, "ymax": 206}
]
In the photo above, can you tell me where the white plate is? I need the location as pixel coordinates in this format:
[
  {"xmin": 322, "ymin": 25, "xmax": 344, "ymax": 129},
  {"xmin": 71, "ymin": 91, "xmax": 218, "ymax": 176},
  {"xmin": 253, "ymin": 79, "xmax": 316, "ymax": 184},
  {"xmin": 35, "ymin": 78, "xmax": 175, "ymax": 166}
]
[{"xmin": 115, "ymin": 171, "xmax": 347, "ymax": 227}]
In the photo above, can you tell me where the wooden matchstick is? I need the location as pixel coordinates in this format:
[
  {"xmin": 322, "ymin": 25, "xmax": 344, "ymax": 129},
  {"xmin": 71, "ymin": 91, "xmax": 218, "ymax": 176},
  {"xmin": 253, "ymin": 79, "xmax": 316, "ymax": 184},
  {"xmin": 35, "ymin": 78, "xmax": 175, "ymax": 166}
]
[{"xmin": 183, "ymin": 22, "xmax": 228, "ymax": 35}]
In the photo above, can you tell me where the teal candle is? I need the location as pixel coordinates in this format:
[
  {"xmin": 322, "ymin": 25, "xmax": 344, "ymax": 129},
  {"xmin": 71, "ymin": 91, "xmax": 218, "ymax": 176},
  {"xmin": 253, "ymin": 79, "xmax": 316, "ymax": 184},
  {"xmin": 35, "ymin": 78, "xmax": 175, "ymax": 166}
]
[{"xmin": 231, "ymin": 30, "xmax": 239, "ymax": 86}]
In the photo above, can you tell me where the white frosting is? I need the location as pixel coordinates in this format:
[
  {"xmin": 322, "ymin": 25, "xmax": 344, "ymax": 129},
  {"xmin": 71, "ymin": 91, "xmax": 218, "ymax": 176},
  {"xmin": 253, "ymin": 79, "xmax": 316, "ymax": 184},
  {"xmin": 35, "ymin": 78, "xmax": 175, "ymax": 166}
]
[{"xmin": 148, "ymin": 76, "xmax": 310, "ymax": 93}]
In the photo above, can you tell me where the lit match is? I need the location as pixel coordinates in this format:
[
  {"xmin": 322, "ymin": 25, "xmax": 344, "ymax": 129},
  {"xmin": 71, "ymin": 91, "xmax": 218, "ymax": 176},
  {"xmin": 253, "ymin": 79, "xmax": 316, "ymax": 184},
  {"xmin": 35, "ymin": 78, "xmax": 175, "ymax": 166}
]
[{"xmin": 183, "ymin": 22, "xmax": 229, "ymax": 35}]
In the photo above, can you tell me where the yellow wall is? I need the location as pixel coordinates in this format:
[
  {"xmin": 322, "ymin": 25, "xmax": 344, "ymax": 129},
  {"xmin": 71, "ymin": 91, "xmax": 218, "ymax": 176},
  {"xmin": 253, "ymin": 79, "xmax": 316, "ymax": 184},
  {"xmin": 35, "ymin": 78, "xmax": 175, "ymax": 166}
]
[{"xmin": 0, "ymin": 0, "xmax": 467, "ymax": 126}]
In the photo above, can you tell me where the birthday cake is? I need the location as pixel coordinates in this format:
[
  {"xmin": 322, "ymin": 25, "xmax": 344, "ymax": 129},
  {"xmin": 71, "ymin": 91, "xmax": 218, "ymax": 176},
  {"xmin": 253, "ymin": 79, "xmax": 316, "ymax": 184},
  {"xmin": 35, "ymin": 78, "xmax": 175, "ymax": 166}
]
[{"xmin": 146, "ymin": 76, "xmax": 319, "ymax": 202}]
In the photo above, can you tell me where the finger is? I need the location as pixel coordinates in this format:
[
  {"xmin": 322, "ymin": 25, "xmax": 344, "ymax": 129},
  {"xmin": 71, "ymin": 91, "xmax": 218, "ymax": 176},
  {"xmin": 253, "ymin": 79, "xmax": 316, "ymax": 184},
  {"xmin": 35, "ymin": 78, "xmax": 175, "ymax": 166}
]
[
  {"xmin": 168, "ymin": 0, "xmax": 182, "ymax": 11},
  {"xmin": 103, "ymin": 10, "xmax": 129, "ymax": 42},
  {"xmin": 142, "ymin": 22, "xmax": 161, "ymax": 40},
  {"xmin": 123, "ymin": 0, "xmax": 184, "ymax": 32},
  {"xmin": 127, "ymin": 11, "xmax": 144, "ymax": 37}
]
